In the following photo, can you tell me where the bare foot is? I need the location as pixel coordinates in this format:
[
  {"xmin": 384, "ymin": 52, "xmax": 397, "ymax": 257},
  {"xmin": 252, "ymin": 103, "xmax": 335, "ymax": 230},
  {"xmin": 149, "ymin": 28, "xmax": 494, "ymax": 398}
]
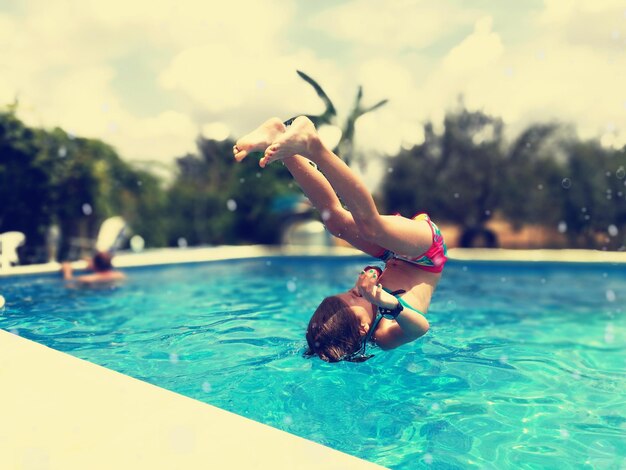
[
  {"xmin": 233, "ymin": 118, "xmax": 286, "ymax": 162},
  {"xmin": 260, "ymin": 116, "xmax": 319, "ymax": 168}
]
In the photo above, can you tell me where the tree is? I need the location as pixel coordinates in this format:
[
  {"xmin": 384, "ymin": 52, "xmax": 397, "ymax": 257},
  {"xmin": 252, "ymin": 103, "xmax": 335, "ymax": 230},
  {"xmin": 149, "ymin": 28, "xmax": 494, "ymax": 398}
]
[
  {"xmin": 295, "ymin": 70, "xmax": 387, "ymax": 167},
  {"xmin": 165, "ymin": 136, "xmax": 298, "ymax": 246},
  {"xmin": 381, "ymin": 104, "xmax": 507, "ymax": 247},
  {"xmin": 0, "ymin": 106, "xmax": 53, "ymax": 261},
  {"xmin": 1, "ymin": 105, "xmax": 168, "ymax": 261}
]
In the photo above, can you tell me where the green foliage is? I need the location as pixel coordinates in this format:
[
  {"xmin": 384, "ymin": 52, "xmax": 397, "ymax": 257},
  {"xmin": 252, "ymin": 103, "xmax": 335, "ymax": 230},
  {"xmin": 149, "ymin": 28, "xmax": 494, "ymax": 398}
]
[
  {"xmin": 0, "ymin": 107, "xmax": 167, "ymax": 261},
  {"xmin": 3, "ymin": 99, "xmax": 625, "ymax": 262},
  {"xmin": 0, "ymin": 108, "xmax": 54, "ymax": 257},
  {"xmin": 381, "ymin": 106, "xmax": 626, "ymax": 249},
  {"xmin": 165, "ymin": 137, "xmax": 298, "ymax": 245}
]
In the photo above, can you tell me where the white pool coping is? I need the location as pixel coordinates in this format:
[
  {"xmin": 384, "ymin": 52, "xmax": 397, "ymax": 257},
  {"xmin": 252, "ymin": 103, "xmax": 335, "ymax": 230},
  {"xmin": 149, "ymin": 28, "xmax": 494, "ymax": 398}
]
[
  {"xmin": 0, "ymin": 330, "xmax": 384, "ymax": 469},
  {"xmin": 2, "ymin": 245, "xmax": 625, "ymax": 278},
  {"xmin": 1, "ymin": 245, "xmax": 624, "ymax": 468}
]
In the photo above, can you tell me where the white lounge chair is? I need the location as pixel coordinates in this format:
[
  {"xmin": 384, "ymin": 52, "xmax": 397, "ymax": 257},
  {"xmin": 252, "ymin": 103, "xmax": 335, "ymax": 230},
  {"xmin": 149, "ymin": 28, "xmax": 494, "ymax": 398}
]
[
  {"xmin": 95, "ymin": 216, "xmax": 129, "ymax": 253},
  {"xmin": 68, "ymin": 216, "xmax": 129, "ymax": 259},
  {"xmin": 0, "ymin": 231, "xmax": 26, "ymax": 272}
]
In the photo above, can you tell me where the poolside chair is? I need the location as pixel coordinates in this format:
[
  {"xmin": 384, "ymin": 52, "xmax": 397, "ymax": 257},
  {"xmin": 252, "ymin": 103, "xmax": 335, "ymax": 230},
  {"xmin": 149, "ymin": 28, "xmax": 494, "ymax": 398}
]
[
  {"xmin": 0, "ymin": 231, "xmax": 26, "ymax": 272},
  {"xmin": 68, "ymin": 216, "xmax": 129, "ymax": 259},
  {"xmin": 95, "ymin": 216, "xmax": 129, "ymax": 253}
]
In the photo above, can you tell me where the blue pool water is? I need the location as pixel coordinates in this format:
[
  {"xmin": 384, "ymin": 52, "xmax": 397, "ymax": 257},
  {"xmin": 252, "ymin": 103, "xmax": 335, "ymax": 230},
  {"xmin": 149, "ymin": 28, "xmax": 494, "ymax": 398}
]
[{"xmin": 1, "ymin": 257, "xmax": 625, "ymax": 469}]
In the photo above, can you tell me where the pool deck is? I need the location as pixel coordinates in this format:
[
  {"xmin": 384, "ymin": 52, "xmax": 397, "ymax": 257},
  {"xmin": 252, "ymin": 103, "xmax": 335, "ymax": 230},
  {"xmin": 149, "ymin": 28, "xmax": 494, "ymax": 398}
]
[{"xmin": 1, "ymin": 245, "xmax": 625, "ymax": 469}]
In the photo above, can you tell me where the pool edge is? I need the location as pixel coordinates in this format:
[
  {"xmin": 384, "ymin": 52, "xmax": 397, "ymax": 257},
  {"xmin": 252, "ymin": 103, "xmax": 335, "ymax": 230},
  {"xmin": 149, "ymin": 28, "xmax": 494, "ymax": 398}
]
[
  {"xmin": 0, "ymin": 329, "xmax": 385, "ymax": 469},
  {"xmin": 2, "ymin": 245, "xmax": 626, "ymax": 278}
]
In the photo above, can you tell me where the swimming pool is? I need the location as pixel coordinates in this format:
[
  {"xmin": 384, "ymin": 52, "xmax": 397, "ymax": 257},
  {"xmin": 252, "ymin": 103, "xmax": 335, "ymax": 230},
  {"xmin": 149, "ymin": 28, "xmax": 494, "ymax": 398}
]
[{"xmin": 1, "ymin": 257, "xmax": 624, "ymax": 469}]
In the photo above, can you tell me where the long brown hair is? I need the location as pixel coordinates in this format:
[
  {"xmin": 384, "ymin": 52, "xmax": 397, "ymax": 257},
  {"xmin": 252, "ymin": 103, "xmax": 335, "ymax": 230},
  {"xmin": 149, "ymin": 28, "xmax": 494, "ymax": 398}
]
[{"xmin": 305, "ymin": 295, "xmax": 363, "ymax": 362}]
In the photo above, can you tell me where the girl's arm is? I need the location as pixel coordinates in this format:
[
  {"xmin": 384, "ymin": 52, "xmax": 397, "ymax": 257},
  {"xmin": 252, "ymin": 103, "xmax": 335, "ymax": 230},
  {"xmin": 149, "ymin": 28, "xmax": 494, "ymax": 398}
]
[
  {"xmin": 355, "ymin": 271, "xmax": 430, "ymax": 349},
  {"xmin": 282, "ymin": 155, "xmax": 385, "ymax": 257}
]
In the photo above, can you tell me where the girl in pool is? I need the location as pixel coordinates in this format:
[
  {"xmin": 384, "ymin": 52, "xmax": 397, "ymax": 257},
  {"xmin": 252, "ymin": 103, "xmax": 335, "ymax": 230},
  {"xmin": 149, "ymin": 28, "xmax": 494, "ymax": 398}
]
[{"xmin": 234, "ymin": 117, "xmax": 447, "ymax": 362}]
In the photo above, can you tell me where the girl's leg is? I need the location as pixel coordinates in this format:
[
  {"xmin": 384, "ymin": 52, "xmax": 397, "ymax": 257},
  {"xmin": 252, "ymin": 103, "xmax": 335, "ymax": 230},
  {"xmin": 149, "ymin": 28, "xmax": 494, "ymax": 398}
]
[{"xmin": 262, "ymin": 117, "xmax": 433, "ymax": 257}]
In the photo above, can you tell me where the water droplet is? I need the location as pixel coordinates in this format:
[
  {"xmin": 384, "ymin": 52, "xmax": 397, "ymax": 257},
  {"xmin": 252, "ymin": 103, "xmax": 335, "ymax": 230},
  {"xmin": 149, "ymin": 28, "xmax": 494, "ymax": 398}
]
[
  {"xmin": 0, "ymin": 295, "xmax": 5, "ymax": 309},
  {"xmin": 430, "ymin": 403, "xmax": 440, "ymax": 412},
  {"xmin": 256, "ymin": 172, "xmax": 261, "ymax": 178},
  {"xmin": 499, "ymin": 355, "xmax": 508, "ymax": 364},
  {"xmin": 388, "ymin": 167, "xmax": 394, "ymax": 173},
  {"xmin": 321, "ymin": 209, "xmax": 331, "ymax": 221},
  {"xmin": 81, "ymin": 203, "xmax": 93, "ymax": 216},
  {"xmin": 454, "ymin": 193, "xmax": 460, "ymax": 199},
  {"xmin": 559, "ymin": 429, "xmax": 570, "ymax": 439},
  {"xmin": 561, "ymin": 178, "xmax": 571, "ymax": 189},
  {"xmin": 581, "ymin": 207, "xmax": 587, "ymax": 213},
  {"xmin": 606, "ymin": 171, "xmax": 612, "ymax": 177},
  {"xmin": 177, "ymin": 237, "xmax": 188, "ymax": 248},
  {"xmin": 286, "ymin": 280, "xmax": 297, "ymax": 292},
  {"xmin": 462, "ymin": 266, "xmax": 468, "ymax": 272},
  {"xmin": 239, "ymin": 178, "xmax": 245, "ymax": 183},
  {"xmin": 537, "ymin": 184, "xmax": 544, "ymax": 190},
  {"xmin": 226, "ymin": 199, "xmax": 237, "ymax": 211},
  {"xmin": 202, "ymin": 381, "xmax": 212, "ymax": 393},
  {"xmin": 604, "ymin": 323, "xmax": 614, "ymax": 343},
  {"xmin": 169, "ymin": 353, "xmax": 179, "ymax": 364},
  {"xmin": 130, "ymin": 235, "xmax": 145, "ymax": 253},
  {"xmin": 541, "ymin": 278, "xmax": 546, "ymax": 284},
  {"xmin": 558, "ymin": 221, "xmax": 567, "ymax": 233},
  {"xmin": 424, "ymin": 453, "xmax": 433, "ymax": 465},
  {"xmin": 446, "ymin": 300, "xmax": 457, "ymax": 311},
  {"xmin": 616, "ymin": 167, "xmax": 625, "ymax": 179},
  {"xmin": 282, "ymin": 415, "xmax": 293, "ymax": 426},
  {"xmin": 606, "ymin": 289, "xmax": 616, "ymax": 302},
  {"xmin": 608, "ymin": 225, "xmax": 618, "ymax": 237},
  {"xmin": 265, "ymin": 260, "xmax": 272, "ymax": 266},
  {"xmin": 58, "ymin": 146, "xmax": 67, "ymax": 158},
  {"xmin": 137, "ymin": 180, "xmax": 142, "ymax": 186},
  {"xmin": 485, "ymin": 210, "xmax": 491, "ymax": 216},
  {"xmin": 500, "ymin": 277, "xmax": 507, "ymax": 282}
]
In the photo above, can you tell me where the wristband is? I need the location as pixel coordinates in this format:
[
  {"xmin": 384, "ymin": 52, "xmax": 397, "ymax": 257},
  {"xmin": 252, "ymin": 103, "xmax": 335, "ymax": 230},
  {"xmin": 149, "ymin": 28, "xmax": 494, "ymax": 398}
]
[{"xmin": 378, "ymin": 301, "xmax": 404, "ymax": 319}]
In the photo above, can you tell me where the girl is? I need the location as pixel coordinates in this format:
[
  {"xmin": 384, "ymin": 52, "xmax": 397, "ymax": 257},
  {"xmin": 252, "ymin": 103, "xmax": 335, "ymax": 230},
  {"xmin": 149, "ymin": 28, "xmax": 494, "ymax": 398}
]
[{"xmin": 234, "ymin": 116, "xmax": 446, "ymax": 362}]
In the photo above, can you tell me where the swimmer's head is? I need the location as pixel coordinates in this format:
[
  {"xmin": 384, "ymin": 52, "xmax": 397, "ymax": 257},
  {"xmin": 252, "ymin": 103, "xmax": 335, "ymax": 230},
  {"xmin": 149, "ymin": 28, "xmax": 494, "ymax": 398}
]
[
  {"xmin": 92, "ymin": 251, "xmax": 113, "ymax": 272},
  {"xmin": 305, "ymin": 294, "xmax": 375, "ymax": 362}
]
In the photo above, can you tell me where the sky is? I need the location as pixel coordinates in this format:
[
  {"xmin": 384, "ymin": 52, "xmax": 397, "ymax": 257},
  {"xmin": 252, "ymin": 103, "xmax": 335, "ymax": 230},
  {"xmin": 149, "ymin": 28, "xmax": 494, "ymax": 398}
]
[{"xmin": 1, "ymin": 0, "xmax": 625, "ymax": 172}]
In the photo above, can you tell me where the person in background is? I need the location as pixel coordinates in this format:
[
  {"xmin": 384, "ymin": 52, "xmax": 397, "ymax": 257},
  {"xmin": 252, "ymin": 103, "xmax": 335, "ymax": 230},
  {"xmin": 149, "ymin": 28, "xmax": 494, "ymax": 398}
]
[{"xmin": 61, "ymin": 251, "xmax": 126, "ymax": 285}]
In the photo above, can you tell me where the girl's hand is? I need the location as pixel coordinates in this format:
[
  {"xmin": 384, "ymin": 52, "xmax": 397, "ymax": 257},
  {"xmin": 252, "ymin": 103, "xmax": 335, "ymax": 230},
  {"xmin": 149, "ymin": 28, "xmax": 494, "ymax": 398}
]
[{"xmin": 355, "ymin": 269, "xmax": 398, "ymax": 310}]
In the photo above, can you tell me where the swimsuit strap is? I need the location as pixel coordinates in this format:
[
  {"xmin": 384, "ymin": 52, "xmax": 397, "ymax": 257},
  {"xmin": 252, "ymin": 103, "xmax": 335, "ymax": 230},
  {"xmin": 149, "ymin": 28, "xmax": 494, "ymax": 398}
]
[{"xmin": 364, "ymin": 313, "xmax": 383, "ymax": 344}]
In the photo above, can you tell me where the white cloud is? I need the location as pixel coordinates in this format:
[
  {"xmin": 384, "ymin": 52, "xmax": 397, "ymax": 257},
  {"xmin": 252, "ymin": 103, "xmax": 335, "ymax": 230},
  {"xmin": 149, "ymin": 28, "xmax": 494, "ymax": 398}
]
[
  {"xmin": 0, "ymin": 0, "xmax": 300, "ymax": 163},
  {"xmin": 310, "ymin": 0, "xmax": 478, "ymax": 50},
  {"xmin": 442, "ymin": 17, "xmax": 504, "ymax": 73},
  {"xmin": 1, "ymin": 0, "xmax": 624, "ymax": 170}
]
